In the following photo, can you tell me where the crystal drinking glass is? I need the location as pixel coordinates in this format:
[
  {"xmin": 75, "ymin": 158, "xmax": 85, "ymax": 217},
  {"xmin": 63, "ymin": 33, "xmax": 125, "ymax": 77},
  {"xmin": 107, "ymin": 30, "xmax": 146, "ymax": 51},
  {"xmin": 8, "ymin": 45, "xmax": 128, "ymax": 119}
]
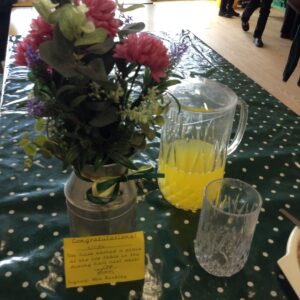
[{"xmin": 194, "ymin": 178, "xmax": 262, "ymax": 277}]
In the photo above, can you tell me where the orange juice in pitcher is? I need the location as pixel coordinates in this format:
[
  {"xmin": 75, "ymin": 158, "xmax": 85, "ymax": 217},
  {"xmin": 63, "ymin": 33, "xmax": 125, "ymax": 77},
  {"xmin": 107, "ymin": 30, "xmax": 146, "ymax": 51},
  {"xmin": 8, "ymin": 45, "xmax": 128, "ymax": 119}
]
[
  {"xmin": 158, "ymin": 78, "xmax": 248, "ymax": 211},
  {"xmin": 158, "ymin": 140, "xmax": 225, "ymax": 211}
]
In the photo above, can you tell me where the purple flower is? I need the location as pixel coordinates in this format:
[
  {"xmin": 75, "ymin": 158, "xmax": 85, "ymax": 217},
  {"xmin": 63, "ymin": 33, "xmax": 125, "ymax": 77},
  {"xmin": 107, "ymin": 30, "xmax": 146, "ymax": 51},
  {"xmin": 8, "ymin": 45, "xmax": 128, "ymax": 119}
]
[
  {"xmin": 169, "ymin": 41, "xmax": 188, "ymax": 66},
  {"xmin": 27, "ymin": 98, "xmax": 44, "ymax": 117},
  {"xmin": 25, "ymin": 46, "xmax": 40, "ymax": 67},
  {"xmin": 119, "ymin": 13, "xmax": 133, "ymax": 25}
]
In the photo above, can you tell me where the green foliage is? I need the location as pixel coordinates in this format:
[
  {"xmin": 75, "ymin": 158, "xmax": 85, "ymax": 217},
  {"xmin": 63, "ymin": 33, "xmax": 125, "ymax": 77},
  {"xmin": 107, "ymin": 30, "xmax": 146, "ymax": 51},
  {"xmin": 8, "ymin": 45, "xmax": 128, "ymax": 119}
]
[
  {"xmin": 34, "ymin": 0, "xmax": 59, "ymax": 22},
  {"xmin": 74, "ymin": 28, "xmax": 107, "ymax": 47},
  {"xmin": 22, "ymin": 0, "xmax": 183, "ymax": 182},
  {"xmin": 86, "ymin": 166, "xmax": 164, "ymax": 204},
  {"xmin": 118, "ymin": 22, "xmax": 145, "ymax": 38},
  {"xmin": 39, "ymin": 26, "xmax": 77, "ymax": 77}
]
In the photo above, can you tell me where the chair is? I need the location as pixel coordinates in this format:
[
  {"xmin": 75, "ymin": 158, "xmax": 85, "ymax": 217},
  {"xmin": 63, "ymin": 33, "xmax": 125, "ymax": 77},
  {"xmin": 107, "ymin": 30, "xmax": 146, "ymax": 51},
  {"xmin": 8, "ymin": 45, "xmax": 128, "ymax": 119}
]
[{"xmin": 282, "ymin": 0, "xmax": 300, "ymax": 86}]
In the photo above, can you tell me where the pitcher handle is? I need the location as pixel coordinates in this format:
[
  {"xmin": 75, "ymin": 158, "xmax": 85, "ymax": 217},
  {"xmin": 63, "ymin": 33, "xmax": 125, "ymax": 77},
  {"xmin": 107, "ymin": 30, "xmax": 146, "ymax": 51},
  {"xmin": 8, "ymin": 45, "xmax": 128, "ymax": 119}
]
[{"xmin": 227, "ymin": 98, "xmax": 248, "ymax": 155}]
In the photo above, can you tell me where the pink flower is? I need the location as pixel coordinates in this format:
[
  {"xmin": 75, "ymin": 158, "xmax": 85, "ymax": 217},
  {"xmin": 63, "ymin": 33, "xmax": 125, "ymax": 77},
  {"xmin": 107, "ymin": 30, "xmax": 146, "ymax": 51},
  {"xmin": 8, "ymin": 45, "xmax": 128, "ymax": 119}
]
[
  {"xmin": 113, "ymin": 33, "xmax": 170, "ymax": 82},
  {"xmin": 27, "ymin": 16, "xmax": 53, "ymax": 49},
  {"xmin": 15, "ymin": 37, "xmax": 30, "ymax": 66},
  {"xmin": 82, "ymin": 0, "xmax": 120, "ymax": 37},
  {"xmin": 15, "ymin": 17, "xmax": 53, "ymax": 66}
]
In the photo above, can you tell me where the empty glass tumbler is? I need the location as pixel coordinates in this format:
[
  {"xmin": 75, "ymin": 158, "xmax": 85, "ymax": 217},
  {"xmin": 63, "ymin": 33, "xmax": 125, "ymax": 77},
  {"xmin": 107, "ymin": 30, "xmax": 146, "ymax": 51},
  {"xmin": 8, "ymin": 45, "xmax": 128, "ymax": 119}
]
[
  {"xmin": 194, "ymin": 178, "xmax": 262, "ymax": 277},
  {"xmin": 158, "ymin": 77, "xmax": 248, "ymax": 211}
]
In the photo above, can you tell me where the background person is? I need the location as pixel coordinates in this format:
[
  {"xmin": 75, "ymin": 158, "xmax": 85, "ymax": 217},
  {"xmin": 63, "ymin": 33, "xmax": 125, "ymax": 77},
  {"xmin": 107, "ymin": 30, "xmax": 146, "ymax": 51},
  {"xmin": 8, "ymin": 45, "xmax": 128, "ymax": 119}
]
[
  {"xmin": 0, "ymin": 0, "xmax": 17, "ymax": 73},
  {"xmin": 241, "ymin": 0, "xmax": 273, "ymax": 47},
  {"xmin": 219, "ymin": 0, "xmax": 240, "ymax": 18}
]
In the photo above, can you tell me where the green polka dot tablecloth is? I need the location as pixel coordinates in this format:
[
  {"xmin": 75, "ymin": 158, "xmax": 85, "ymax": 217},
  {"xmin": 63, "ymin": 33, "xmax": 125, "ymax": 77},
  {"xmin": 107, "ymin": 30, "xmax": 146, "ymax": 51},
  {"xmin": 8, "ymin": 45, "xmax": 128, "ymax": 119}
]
[{"xmin": 0, "ymin": 30, "xmax": 299, "ymax": 300}]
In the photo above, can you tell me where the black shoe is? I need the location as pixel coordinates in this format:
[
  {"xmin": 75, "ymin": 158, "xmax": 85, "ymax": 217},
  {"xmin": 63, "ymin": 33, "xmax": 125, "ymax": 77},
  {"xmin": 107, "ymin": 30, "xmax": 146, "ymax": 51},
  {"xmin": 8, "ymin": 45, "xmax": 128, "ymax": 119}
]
[
  {"xmin": 253, "ymin": 37, "xmax": 264, "ymax": 47},
  {"xmin": 219, "ymin": 11, "xmax": 232, "ymax": 18},
  {"xmin": 227, "ymin": 9, "xmax": 240, "ymax": 17},
  {"xmin": 241, "ymin": 20, "xmax": 249, "ymax": 31}
]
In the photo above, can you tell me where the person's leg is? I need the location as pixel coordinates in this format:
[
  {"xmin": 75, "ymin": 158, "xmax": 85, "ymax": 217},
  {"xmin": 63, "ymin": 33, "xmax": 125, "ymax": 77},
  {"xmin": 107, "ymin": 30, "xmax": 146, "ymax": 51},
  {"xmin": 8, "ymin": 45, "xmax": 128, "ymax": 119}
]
[
  {"xmin": 227, "ymin": 0, "xmax": 240, "ymax": 17},
  {"xmin": 253, "ymin": 0, "xmax": 273, "ymax": 38},
  {"xmin": 242, "ymin": 0, "xmax": 260, "ymax": 22},
  {"xmin": 0, "ymin": 6, "xmax": 12, "ymax": 66},
  {"xmin": 241, "ymin": 0, "xmax": 260, "ymax": 31},
  {"xmin": 227, "ymin": 0, "xmax": 234, "ymax": 10},
  {"xmin": 220, "ymin": 0, "xmax": 228, "ymax": 12},
  {"xmin": 219, "ymin": 0, "xmax": 232, "ymax": 17}
]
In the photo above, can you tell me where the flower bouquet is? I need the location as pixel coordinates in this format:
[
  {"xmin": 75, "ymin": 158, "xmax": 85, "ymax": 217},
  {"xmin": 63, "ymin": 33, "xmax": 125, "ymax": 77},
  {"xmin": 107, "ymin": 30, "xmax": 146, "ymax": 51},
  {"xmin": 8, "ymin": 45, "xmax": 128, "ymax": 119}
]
[{"xmin": 15, "ymin": 0, "xmax": 187, "ymax": 204}]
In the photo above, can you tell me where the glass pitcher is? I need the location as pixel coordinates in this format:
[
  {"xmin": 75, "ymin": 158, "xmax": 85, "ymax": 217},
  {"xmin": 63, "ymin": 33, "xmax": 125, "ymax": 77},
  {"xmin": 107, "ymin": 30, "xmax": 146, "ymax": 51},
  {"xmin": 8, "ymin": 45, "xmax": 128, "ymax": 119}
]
[{"xmin": 158, "ymin": 77, "xmax": 248, "ymax": 211}]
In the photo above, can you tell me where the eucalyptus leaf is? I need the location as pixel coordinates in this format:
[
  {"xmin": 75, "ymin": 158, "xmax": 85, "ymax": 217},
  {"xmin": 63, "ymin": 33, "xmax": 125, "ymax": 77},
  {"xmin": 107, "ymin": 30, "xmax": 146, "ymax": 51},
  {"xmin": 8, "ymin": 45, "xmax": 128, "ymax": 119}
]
[
  {"xmin": 89, "ymin": 106, "xmax": 118, "ymax": 127},
  {"xmin": 86, "ymin": 38, "xmax": 114, "ymax": 55},
  {"xmin": 58, "ymin": 4, "xmax": 77, "ymax": 41},
  {"xmin": 39, "ymin": 26, "xmax": 78, "ymax": 77},
  {"xmin": 75, "ymin": 58, "xmax": 107, "ymax": 82},
  {"xmin": 118, "ymin": 4, "xmax": 144, "ymax": 12},
  {"xmin": 162, "ymin": 79, "xmax": 181, "ymax": 88},
  {"xmin": 75, "ymin": 59, "xmax": 118, "ymax": 90},
  {"xmin": 56, "ymin": 85, "xmax": 77, "ymax": 99},
  {"xmin": 47, "ymin": 7, "xmax": 62, "ymax": 24},
  {"xmin": 80, "ymin": 20, "xmax": 95, "ymax": 34},
  {"xmin": 33, "ymin": 0, "xmax": 58, "ymax": 23},
  {"xmin": 75, "ymin": 28, "xmax": 107, "ymax": 47},
  {"xmin": 119, "ymin": 22, "xmax": 145, "ymax": 35},
  {"xmin": 70, "ymin": 95, "xmax": 87, "ymax": 109},
  {"xmin": 85, "ymin": 101, "xmax": 110, "ymax": 111},
  {"xmin": 101, "ymin": 50, "xmax": 116, "ymax": 75},
  {"xmin": 57, "ymin": 4, "xmax": 90, "ymax": 41}
]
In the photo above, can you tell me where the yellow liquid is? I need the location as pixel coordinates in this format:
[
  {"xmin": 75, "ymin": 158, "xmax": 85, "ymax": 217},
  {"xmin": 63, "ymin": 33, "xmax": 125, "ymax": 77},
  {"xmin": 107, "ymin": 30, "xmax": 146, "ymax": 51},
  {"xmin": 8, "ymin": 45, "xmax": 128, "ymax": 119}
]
[{"xmin": 158, "ymin": 140, "xmax": 225, "ymax": 211}]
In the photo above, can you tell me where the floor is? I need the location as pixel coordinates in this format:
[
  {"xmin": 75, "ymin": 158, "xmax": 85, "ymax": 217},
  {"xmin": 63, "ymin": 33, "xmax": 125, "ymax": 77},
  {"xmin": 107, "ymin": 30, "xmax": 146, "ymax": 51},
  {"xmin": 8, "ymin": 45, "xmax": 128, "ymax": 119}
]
[{"xmin": 7, "ymin": 1, "xmax": 300, "ymax": 115}]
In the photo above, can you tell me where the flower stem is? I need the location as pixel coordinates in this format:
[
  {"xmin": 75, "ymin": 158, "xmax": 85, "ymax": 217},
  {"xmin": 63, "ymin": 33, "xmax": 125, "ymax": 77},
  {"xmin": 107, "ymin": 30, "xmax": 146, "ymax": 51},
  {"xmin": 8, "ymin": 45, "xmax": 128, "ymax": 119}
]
[{"xmin": 124, "ymin": 64, "xmax": 141, "ymax": 106}]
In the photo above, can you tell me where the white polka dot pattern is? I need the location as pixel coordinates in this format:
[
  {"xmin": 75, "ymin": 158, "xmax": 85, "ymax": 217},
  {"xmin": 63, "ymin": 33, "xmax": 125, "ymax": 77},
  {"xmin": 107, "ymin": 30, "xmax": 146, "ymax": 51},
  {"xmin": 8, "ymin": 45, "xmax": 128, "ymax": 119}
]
[{"xmin": 0, "ymin": 32, "xmax": 299, "ymax": 300}]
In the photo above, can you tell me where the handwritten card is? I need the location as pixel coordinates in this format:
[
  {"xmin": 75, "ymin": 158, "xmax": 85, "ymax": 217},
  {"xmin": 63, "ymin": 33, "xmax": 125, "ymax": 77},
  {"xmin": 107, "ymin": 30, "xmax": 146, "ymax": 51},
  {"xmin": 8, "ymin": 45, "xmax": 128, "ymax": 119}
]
[{"xmin": 63, "ymin": 231, "xmax": 145, "ymax": 288}]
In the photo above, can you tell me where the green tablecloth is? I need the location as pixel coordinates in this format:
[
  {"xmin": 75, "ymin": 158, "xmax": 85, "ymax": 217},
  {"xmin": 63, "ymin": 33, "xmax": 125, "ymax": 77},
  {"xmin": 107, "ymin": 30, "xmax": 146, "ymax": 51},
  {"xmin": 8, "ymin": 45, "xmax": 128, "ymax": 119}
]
[{"xmin": 0, "ymin": 30, "xmax": 299, "ymax": 300}]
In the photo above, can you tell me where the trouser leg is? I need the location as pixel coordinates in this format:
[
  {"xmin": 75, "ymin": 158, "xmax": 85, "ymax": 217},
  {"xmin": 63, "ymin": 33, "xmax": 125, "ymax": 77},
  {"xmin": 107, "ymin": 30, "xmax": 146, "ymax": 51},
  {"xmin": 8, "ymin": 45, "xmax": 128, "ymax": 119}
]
[
  {"xmin": 253, "ymin": 0, "xmax": 273, "ymax": 38},
  {"xmin": 0, "ymin": 7, "xmax": 12, "ymax": 62},
  {"xmin": 220, "ymin": 0, "xmax": 228, "ymax": 12},
  {"xmin": 242, "ymin": 0, "xmax": 260, "ymax": 22},
  {"xmin": 227, "ymin": 0, "xmax": 234, "ymax": 10}
]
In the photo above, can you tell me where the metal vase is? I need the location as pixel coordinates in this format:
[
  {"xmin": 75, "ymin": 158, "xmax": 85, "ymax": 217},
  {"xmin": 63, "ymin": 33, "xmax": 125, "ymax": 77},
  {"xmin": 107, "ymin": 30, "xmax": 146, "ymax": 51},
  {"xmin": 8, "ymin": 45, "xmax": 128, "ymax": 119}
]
[{"xmin": 64, "ymin": 164, "xmax": 137, "ymax": 237}]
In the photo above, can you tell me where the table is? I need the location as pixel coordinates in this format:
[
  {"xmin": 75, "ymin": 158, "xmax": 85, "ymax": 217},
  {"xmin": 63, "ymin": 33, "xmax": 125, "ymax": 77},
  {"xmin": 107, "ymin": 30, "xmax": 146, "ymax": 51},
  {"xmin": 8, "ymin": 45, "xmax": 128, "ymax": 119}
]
[{"xmin": 0, "ymin": 30, "xmax": 299, "ymax": 300}]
